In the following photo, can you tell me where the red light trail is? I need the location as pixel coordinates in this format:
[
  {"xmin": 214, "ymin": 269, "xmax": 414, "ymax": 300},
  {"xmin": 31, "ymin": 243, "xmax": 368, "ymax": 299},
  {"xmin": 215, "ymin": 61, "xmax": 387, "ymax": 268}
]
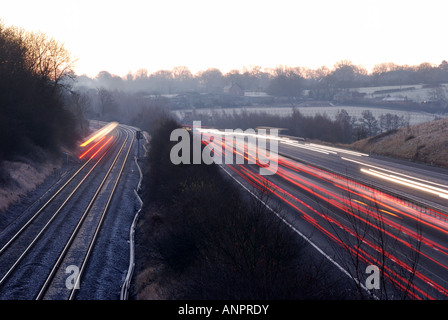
[
  {"xmin": 79, "ymin": 136, "xmax": 106, "ymax": 159},
  {"xmin": 89, "ymin": 136, "xmax": 113, "ymax": 159},
  {"xmin": 199, "ymin": 131, "xmax": 448, "ymax": 299},
  {"xmin": 79, "ymin": 122, "xmax": 118, "ymax": 147}
]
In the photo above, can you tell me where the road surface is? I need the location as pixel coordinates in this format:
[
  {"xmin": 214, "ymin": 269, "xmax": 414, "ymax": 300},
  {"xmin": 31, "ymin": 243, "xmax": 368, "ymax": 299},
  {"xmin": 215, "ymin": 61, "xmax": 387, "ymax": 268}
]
[{"xmin": 200, "ymin": 129, "xmax": 448, "ymax": 300}]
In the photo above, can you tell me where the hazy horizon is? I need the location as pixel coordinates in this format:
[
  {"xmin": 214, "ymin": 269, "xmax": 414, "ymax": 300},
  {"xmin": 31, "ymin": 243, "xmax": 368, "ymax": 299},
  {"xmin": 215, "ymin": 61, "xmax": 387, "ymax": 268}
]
[
  {"xmin": 75, "ymin": 60, "xmax": 447, "ymax": 80},
  {"xmin": 3, "ymin": 0, "xmax": 447, "ymax": 78}
]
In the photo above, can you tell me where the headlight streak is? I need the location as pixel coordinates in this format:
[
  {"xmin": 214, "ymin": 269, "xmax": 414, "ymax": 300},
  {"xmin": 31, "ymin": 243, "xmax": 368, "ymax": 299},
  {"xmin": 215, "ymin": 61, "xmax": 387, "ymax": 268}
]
[
  {"xmin": 280, "ymin": 141, "xmax": 369, "ymax": 157},
  {"xmin": 276, "ymin": 163, "xmax": 448, "ymax": 248},
  {"xmin": 79, "ymin": 122, "xmax": 118, "ymax": 147},
  {"xmin": 207, "ymin": 136, "xmax": 448, "ymax": 236},
  {"xmin": 342, "ymin": 157, "xmax": 448, "ymax": 191},
  {"xmin": 78, "ymin": 136, "xmax": 106, "ymax": 159},
  {"xmin": 200, "ymin": 126, "xmax": 370, "ymax": 157},
  {"xmin": 280, "ymin": 141, "xmax": 332, "ymax": 154},
  {"xmin": 280, "ymin": 156, "xmax": 448, "ymax": 236},
  {"xmin": 361, "ymin": 168, "xmax": 448, "ymax": 199},
  {"xmin": 308, "ymin": 144, "xmax": 369, "ymax": 157},
  {"xmin": 223, "ymin": 136, "xmax": 448, "ymax": 238},
  {"xmin": 204, "ymin": 135, "xmax": 448, "ymax": 299},
  {"xmin": 197, "ymin": 127, "xmax": 284, "ymax": 141}
]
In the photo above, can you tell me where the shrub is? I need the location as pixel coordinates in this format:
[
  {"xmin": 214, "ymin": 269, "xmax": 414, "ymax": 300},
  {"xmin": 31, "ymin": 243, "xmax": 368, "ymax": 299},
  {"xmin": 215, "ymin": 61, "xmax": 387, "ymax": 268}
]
[{"xmin": 135, "ymin": 117, "xmax": 351, "ymax": 299}]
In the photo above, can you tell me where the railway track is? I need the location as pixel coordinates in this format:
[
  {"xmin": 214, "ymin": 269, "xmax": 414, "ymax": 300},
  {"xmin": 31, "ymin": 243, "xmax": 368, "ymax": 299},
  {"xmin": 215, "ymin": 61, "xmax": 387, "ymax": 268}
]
[{"xmin": 0, "ymin": 124, "xmax": 136, "ymax": 299}]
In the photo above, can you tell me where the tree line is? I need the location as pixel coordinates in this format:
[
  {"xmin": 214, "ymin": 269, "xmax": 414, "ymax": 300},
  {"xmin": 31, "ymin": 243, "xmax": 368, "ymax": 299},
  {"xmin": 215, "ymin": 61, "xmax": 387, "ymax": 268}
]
[
  {"xmin": 71, "ymin": 81, "xmax": 411, "ymax": 144},
  {"xmin": 75, "ymin": 60, "xmax": 448, "ymax": 98},
  {"xmin": 191, "ymin": 108, "xmax": 410, "ymax": 144},
  {"xmin": 0, "ymin": 22, "xmax": 86, "ymax": 168}
]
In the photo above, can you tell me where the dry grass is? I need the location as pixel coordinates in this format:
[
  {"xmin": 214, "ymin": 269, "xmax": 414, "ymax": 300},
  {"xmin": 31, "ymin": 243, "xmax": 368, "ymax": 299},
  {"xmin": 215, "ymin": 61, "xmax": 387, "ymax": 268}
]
[
  {"xmin": 0, "ymin": 159, "xmax": 61, "ymax": 212},
  {"xmin": 350, "ymin": 118, "xmax": 448, "ymax": 168}
]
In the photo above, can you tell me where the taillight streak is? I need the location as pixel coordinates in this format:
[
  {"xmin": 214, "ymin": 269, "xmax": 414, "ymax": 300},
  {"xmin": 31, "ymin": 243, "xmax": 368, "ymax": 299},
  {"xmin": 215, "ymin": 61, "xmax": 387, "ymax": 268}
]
[
  {"xmin": 79, "ymin": 136, "xmax": 106, "ymax": 159},
  {"xmin": 204, "ymin": 137, "xmax": 448, "ymax": 299},
  {"xmin": 278, "ymin": 155, "xmax": 448, "ymax": 233},
  {"xmin": 90, "ymin": 136, "xmax": 113, "ymax": 159},
  {"xmin": 233, "ymin": 163, "xmax": 446, "ymax": 299}
]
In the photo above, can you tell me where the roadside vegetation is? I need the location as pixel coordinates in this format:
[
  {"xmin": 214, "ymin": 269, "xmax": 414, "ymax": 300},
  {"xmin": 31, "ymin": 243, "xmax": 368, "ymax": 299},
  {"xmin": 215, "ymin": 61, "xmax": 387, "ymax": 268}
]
[
  {"xmin": 193, "ymin": 107, "xmax": 410, "ymax": 144},
  {"xmin": 0, "ymin": 22, "xmax": 87, "ymax": 178},
  {"xmin": 351, "ymin": 117, "xmax": 448, "ymax": 169},
  {"xmin": 0, "ymin": 22, "xmax": 89, "ymax": 211},
  {"xmin": 132, "ymin": 115, "xmax": 354, "ymax": 299}
]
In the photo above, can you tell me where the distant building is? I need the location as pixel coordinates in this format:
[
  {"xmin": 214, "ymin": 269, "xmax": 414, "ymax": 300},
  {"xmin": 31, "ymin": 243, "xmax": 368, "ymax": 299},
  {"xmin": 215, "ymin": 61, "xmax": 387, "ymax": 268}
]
[{"xmin": 223, "ymin": 83, "xmax": 244, "ymax": 96}]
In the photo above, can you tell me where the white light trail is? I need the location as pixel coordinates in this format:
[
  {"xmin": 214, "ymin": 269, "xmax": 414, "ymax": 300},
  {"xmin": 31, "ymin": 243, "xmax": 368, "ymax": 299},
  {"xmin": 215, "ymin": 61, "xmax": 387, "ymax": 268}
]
[
  {"xmin": 80, "ymin": 122, "xmax": 118, "ymax": 147},
  {"xmin": 343, "ymin": 157, "xmax": 448, "ymax": 190},
  {"xmin": 361, "ymin": 168, "xmax": 448, "ymax": 199},
  {"xmin": 280, "ymin": 141, "xmax": 332, "ymax": 154},
  {"xmin": 309, "ymin": 144, "xmax": 369, "ymax": 157}
]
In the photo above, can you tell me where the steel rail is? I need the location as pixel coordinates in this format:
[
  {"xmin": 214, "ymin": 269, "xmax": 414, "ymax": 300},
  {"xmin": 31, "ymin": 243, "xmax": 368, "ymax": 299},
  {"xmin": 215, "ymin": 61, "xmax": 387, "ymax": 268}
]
[
  {"xmin": 0, "ymin": 130, "xmax": 120, "ymax": 287},
  {"xmin": 68, "ymin": 126, "xmax": 135, "ymax": 300},
  {"xmin": 35, "ymin": 127, "xmax": 132, "ymax": 300},
  {"xmin": 0, "ymin": 128, "xmax": 120, "ymax": 254}
]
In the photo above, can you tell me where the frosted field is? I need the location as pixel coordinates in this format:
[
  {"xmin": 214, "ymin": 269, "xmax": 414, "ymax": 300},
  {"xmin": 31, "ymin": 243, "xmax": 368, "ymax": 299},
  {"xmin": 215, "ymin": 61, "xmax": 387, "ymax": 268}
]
[
  {"xmin": 173, "ymin": 106, "xmax": 445, "ymax": 125},
  {"xmin": 356, "ymin": 84, "xmax": 448, "ymax": 102}
]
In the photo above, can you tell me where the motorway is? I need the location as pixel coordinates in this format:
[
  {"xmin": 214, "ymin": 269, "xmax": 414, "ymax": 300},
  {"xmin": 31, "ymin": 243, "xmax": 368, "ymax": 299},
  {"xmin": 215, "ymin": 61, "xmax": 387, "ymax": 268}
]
[
  {"xmin": 198, "ymin": 128, "xmax": 448, "ymax": 300},
  {"xmin": 0, "ymin": 122, "xmax": 141, "ymax": 299}
]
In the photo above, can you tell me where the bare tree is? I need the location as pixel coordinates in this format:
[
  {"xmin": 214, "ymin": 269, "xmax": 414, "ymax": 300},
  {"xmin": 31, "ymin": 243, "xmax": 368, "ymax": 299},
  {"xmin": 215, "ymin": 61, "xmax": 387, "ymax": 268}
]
[
  {"xmin": 197, "ymin": 68, "xmax": 225, "ymax": 93},
  {"xmin": 323, "ymin": 185, "xmax": 423, "ymax": 300},
  {"xmin": 359, "ymin": 110, "xmax": 380, "ymax": 137},
  {"xmin": 0, "ymin": 21, "xmax": 80, "ymax": 161},
  {"xmin": 23, "ymin": 30, "xmax": 75, "ymax": 90},
  {"xmin": 379, "ymin": 113, "xmax": 405, "ymax": 132}
]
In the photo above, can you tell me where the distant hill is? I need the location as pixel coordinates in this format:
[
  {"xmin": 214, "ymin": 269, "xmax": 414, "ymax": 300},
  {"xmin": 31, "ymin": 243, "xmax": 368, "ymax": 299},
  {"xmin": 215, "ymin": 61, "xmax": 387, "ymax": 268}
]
[{"xmin": 350, "ymin": 117, "xmax": 448, "ymax": 169}]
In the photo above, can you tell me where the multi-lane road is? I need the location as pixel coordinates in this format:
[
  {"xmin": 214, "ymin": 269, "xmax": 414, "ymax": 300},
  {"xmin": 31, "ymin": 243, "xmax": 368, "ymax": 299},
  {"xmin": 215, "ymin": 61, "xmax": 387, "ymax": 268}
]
[
  {"xmin": 199, "ymin": 128, "xmax": 448, "ymax": 300},
  {"xmin": 0, "ymin": 122, "xmax": 142, "ymax": 300}
]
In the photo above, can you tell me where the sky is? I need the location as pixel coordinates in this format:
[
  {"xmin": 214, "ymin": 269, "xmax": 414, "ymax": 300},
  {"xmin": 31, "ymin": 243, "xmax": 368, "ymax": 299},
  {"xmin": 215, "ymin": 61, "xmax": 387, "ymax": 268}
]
[{"xmin": 2, "ymin": 0, "xmax": 447, "ymax": 77}]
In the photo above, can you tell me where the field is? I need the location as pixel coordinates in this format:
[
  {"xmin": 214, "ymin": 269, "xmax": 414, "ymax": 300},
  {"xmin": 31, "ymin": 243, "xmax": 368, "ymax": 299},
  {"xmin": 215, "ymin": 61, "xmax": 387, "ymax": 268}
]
[
  {"xmin": 356, "ymin": 83, "xmax": 448, "ymax": 102},
  {"xmin": 173, "ymin": 105, "xmax": 443, "ymax": 126},
  {"xmin": 172, "ymin": 82, "xmax": 448, "ymax": 126}
]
